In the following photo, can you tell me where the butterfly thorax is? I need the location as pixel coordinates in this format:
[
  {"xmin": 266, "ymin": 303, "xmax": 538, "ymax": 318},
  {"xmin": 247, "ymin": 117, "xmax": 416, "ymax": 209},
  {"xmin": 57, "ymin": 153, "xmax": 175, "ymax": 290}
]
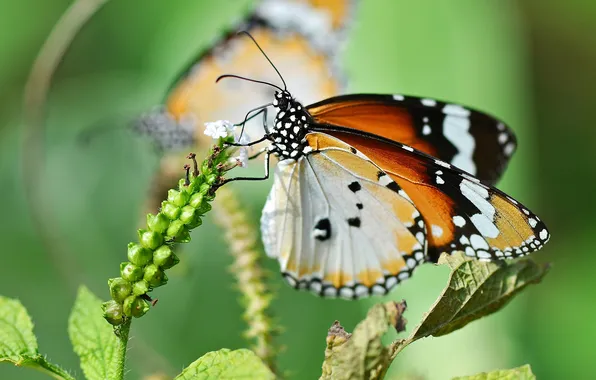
[{"xmin": 268, "ymin": 91, "xmax": 313, "ymax": 160}]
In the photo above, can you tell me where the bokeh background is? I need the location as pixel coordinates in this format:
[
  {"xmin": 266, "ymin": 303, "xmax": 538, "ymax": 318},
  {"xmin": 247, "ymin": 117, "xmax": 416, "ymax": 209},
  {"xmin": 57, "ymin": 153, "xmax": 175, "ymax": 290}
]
[{"xmin": 1, "ymin": 1, "xmax": 594, "ymax": 379}]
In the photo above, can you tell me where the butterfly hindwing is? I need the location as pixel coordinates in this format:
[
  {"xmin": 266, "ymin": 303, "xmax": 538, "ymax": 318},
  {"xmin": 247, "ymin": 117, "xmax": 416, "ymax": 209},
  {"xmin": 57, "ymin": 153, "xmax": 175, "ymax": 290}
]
[
  {"xmin": 261, "ymin": 132, "xmax": 426, "ymax": 299},
  {"xmin": 307, "ymin": 94, "xmax": 517, "ymax": 185},
  {"xmin": 319, "ymin": 129, "xmax": 549, "ymax": 262}
]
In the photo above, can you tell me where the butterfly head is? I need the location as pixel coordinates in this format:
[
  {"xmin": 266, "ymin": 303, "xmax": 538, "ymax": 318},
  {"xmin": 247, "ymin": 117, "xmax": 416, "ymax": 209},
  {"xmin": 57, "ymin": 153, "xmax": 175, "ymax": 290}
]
[{"xmin": 273, "ymin": 90, "xmax": 293, "ymax": 111}]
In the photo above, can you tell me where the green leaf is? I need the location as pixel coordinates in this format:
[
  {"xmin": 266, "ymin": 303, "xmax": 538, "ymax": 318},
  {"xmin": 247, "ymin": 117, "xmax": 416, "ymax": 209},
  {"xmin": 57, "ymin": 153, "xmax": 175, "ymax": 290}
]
[
  {"xmin": 174, "ymin": 348, "xmax": 275, "ymax": 380},
  {"xmin": 392, "ymin": 253, "xmax": 549, "ymax": 356},
  {"xmin": 0, "ymin": 295, "xmax": 74, "ymax": 380},
  {"xmin": 321, "ymin": 301, "xmax": 407, "ymax": 380},
  {"xmin": 68, "ymin": 286, "xmax": 126, "ymax": 380},
  {"xmin": 0, "ymin": 296, "xmax": 38, "ymax": 362},
  {"xmin": 452, "ymin": 364, "xmax": 536, "ymax": 380},
  {"xmin": 416, "ymin": 253, "xmax": 549, "ymax": 338}
]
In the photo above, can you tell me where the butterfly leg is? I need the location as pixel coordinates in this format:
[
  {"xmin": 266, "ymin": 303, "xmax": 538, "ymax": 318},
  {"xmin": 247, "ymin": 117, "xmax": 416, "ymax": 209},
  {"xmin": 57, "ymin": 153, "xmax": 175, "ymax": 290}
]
[
  {"xmin": 217, "ymin": 149, "xmax": 272, "ymax": 186},
  {"xmin": 234, "ymin": 104, "xmax": 271, "ymax": 141},
  {"xmin": 226, "ymin": 108, "xmax": 271, "ymax": 147},
  {"xmin": 248, "ymin": 146, "xmax": 268, "ymax": 160},
  {"xmin": 226, "ymin": 135, "xmax": 268, "ymax": 147}
]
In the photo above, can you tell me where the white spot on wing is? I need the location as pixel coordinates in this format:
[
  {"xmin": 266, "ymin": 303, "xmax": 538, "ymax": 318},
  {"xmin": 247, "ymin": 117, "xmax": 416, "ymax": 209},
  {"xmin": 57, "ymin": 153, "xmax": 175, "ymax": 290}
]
[
  {"xmin": 539, "ymin": 229, "xmax": 548, "ymax": 240},
  {"xmin": 443, "ymin": 104, "xmax": 471, "ymax": 117},
  {"xmin": 421, "ymin": 98, "xmax": 437, "ymax": 107},
  {"xmin": 470, "ymin": 214, "xmax": 500, "ymax": 238},
  {"xmin": 498, "ymin": 132, "xmax": 508, "ymax": 144},
  {"xmin": 431, "ymin": 225, "xmax": 443, "ymax": 237},
  {"xmin": 504, "ymin": 142, "xmax": 515, "ymax": 156},
  {"xmin": 460, "ymin": 180, "xmax": 495, "ymax": 221},
  {"xmin": 443, "ymin": 112, "xmax": 476, "ymax": 175},
  {"xmin": 435, "ymin": 160, "xmax": 451, "ymax": 168},
  {"xmin": 453, "ymin": 215, "xmax": 466, "ymax": 227},
  {"xmin": 386, "ymin": 276, "xmax": 397, "ymax": 289},
  {"xmin": 470, "ymin": 234, "xmax": 489, "ymax": 250},
  {"xmin": 477, "ymin": 250, "xmax": 492, "ymax": 259},
  {"xmin": 393, "ymin": 94, "xmax": 405, "ymax": 101},
  {"xmin": 422, "ymin": 125, "xmax": 432, "ymax": 135}
]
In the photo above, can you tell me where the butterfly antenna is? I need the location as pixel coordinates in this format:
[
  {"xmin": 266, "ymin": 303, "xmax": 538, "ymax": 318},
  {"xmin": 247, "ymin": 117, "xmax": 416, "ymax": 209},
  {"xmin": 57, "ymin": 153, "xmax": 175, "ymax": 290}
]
[
  {"xmin": 238, "ymin": 31, "xmax": 287, "ymax": 91},
  {"xmin": 215, "ymin": 74, "xmax": 284, "ymax": 92}
]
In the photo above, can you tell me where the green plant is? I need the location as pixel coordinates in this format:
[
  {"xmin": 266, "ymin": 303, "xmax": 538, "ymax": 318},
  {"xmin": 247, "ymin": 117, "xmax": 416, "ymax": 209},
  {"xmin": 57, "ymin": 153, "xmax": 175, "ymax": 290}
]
[
  {"xmin": 9, "ymin": 1, "xmax": 550, "ymax": 377},
  {"xmin": 1, "ymin": 137, "xmax": 549, "ymax": 379}
]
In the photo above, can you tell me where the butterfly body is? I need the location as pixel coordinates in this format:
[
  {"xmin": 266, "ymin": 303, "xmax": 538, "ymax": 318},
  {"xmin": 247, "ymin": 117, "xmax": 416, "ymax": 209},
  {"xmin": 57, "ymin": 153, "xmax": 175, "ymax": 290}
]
[{"xmin": 268, "ymin": 91, "xmax": 314, "ymax": 160}]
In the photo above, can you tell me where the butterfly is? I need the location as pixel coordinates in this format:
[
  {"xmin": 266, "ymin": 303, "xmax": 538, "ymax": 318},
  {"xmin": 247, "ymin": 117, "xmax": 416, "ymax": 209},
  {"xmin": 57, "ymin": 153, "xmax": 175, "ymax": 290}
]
[
  {"xmin": 220, "ymin": 33, "xmax": 550, "ymax": 299},
  {"xmin": 135, "ymin": 0, "xmax": 358, "ymax": 152}
]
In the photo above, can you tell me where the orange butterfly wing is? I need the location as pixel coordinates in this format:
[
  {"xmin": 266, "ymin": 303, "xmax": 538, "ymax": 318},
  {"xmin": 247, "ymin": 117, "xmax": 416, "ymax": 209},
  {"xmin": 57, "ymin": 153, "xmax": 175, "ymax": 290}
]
[{"xmin": 307, "ymin": 94, "xmax": 517, "ymax": 185}]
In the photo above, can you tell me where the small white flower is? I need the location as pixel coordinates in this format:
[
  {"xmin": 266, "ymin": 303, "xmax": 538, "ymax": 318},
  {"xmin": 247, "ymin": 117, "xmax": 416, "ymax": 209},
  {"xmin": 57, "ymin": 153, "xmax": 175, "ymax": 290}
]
[
  {"xmin": 235, "ymin": 147, "xmax": 249, "ymax": 168},
  {"xmin": 204, "ymin": 120, "xmax": 234, "ymax": 139}
]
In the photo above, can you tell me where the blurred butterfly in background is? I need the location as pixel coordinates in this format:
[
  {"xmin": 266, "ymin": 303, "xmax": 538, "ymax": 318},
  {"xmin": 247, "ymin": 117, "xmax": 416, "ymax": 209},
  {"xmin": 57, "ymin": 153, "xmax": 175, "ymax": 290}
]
[
  {"xmin": 133, "ymin": 0, "xmax": 358, "ymax": 214},
  {"xmin": 218, "ymin": 34, "xmax": 551, "ymax": 300},
  {"xmin": 135, "ymin": 0, "xmax": 358, "ymax": 153}
]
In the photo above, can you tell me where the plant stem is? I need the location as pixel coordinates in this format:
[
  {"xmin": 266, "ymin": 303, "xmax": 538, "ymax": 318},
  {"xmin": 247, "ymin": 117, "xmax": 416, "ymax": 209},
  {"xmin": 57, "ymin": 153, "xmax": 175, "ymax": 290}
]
[
  {"xmin": 213, "ymin": 186, "xmax": 278, "ymax": 372},
  {"xmin": 114, "ymin": 319, "xmax": 131, "ymax": 379},
  {"xmin": 21, "ymin": 356, "xmax": 76, "ymax": 380}
]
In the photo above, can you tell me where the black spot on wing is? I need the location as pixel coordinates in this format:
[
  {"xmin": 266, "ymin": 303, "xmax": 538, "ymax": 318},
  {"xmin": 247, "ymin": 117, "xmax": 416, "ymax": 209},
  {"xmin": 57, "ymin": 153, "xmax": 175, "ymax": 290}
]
[
  {"xmin": 377, "ymin": 170, "xmax": 386, "ymax": 180},
  {"xmin": 386, "ymin": 181, "xmax": 400, "ymax": 193},
  {"xmin": 347, "ymin": 217, "xmax": 361, "ymax": 227},
  {"xmin": 349, "ymin": 147, "xmax": 357, "ymax": 154},
  {"xmin": 348, "ymin": 181, "xmax": 361, "ymax": 192},
  {"xmin": 356, "ymin": 203, "xmax": 363, "ymax": 210},
  {"xmin": 314, "ymin": 218, "xmax": 332, "ymax": 241}
]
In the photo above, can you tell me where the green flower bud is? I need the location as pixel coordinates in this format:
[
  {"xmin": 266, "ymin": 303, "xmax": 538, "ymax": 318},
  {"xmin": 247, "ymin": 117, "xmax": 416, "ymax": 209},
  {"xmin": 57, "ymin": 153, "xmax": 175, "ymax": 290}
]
[
  {"xmin": 168, "ymin": 189, "xmax": 189, "ymax": 207},
  {"xmin": 206, "ymin": 173, "xmax": 218, "ymax": 185},
  {"xmin": 177, "ymin": 229, "xmax": 191, "ymax": 243},
  {"xmin": 132, "ymin": 280, "xmax": 150, "ymax": 296},
  {"xmin": 201, "ymin": 161, "xmax": 210, "ymax": 174},
  {"xmin": 153, "ymin": 245, "xmax": 179, "ymax": 269},
  {"xmin": 179, "ymin": 205, "xmax": 197, "ymax": 225},
  {"xmin": 188, "ymin": 193, "xmax": 204, "ymax": 209},
  {"xmin": 177, "ymin": 178, "xmax": 188, "ymax": 190},
  {"xmin": 198, "ymin": 183, "xmax": 211, "ymax": 196},
  {"xmin": 186, "ymin": 216, "xmax": 202, "ymax": 229},
  {"xmin": 196, "ymin": 201, "xmax": 211, "ymax": 215},
  {"xmin": 139, "ymin": 229, "xmax": 163, "ymax": 250},
  {"xmin": 108, "ymin": 277, "xmax": 132, "ymax": 303},
  {"xmin": 121, "ymin": 262, "xmax": 143, "ymax": 282},
  {"xmin": 102, "ymin": 300, "xmax": 125, "ymax": 325},
  {"xmin": 162, "ymin": 201, "xmax": 181, "ymax": 220},
  {"xmin": 166, "ymin": 220, "xmax": 185, "ymax": 239},
  {"xmin": 147, "ymin": 213, "xmax": 169, "ymax": 234},
  {"xmin": 123, "ymin": 295, "xmax": 149, "ymax": 318},
  {"xmin": 127, "ymin": 243, "xmax": 152, "ymax": 266},
  {"xmin": 143, "ymin": 264, "xmax": 168, "ymax": 287}
]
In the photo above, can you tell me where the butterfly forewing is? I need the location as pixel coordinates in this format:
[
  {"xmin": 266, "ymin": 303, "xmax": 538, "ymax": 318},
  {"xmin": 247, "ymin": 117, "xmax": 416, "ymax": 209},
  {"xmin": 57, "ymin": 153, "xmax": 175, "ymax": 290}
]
[
  {"xmin": 261, "ymin": 132, "xmax": 426, "ymax": 299},
  {"xmin": 307, "ymin": 94, "xmax": 517, "ymax": 185}
]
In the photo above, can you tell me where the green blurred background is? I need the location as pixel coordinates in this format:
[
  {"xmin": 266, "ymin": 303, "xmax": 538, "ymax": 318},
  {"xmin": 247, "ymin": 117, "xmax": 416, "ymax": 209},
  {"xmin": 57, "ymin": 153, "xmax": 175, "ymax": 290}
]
[{"xmin": 1, "ymin": 1, "xmax": 594, "ymax": 379}]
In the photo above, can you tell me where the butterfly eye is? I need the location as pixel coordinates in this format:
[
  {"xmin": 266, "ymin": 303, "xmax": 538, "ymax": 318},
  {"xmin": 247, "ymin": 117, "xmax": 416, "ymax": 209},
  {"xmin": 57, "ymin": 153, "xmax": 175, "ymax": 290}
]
[{"xmin": 277, "ymin": 97, "xmax": 289, "ymax": 110}]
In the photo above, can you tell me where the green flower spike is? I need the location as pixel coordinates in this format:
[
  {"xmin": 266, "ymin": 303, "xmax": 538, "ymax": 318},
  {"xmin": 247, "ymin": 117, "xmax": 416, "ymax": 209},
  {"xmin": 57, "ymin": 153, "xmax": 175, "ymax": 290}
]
[{"xmin": 103, "ymin": 138, "xmax": 235, "ymax": 326}]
